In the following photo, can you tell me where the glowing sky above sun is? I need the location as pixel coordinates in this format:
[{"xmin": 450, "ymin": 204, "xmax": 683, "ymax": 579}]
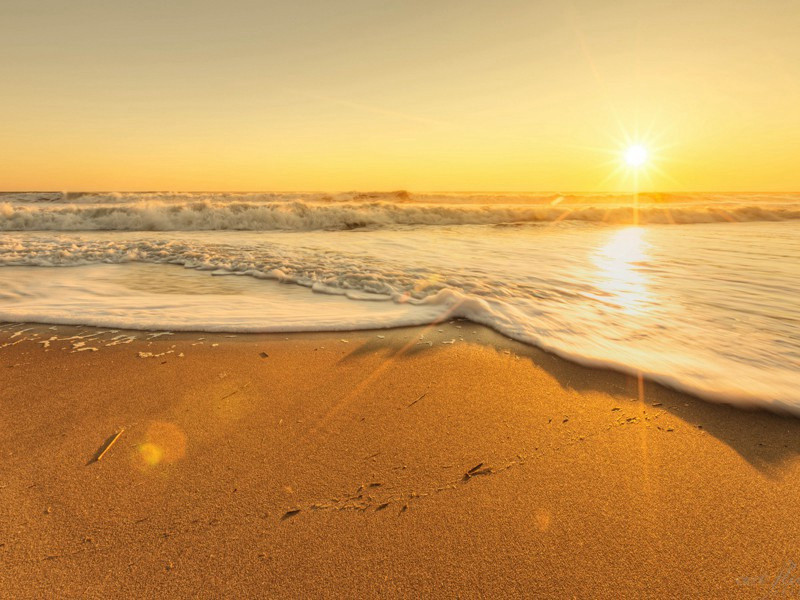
[{"xmin": 1, "ymin": 0, "xmax": 799, "ymax": 192}]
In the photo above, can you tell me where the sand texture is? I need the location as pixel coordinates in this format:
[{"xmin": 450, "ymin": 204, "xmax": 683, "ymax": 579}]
[{"xmin": 2, "ymin": 321, "xmax": 800, "ymax": 598}]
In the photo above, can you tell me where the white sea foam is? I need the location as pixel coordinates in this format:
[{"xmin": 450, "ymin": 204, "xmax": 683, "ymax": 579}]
[
  {"xmin": 0, "ymin": 264, "xmax": 448, "ymax": 332},
  {"xmin": 1, "ymin": 221, "xmax": 798, "ymax": 413}
]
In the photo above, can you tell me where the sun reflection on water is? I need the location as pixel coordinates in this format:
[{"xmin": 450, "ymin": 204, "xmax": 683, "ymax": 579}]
[{"xmin": 592, "ymin": 227, "xmax": 652, "ymax": 314}]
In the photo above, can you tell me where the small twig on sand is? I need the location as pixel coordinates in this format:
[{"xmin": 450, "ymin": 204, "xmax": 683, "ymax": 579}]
[
  {"xmin": 468, "ymin": 462, "xmax": 484, "ymax": 474},
  {"xmin": 407, "ymin": 392, "xmax": 427, "ymax": 408},
  {"xmin": 219, "ymin": 382, "xmax": 251, "ymax": 402},
  {"xmin": 463, "ymin": 462, "xmax": 493, "ymax": 481},
  {"xmin": 91, "ymin": 429, "xmax": 125, "ymax": 464}
]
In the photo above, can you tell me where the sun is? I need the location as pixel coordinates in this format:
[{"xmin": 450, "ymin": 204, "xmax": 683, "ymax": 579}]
[
  {"xmin": 624, "ymin": 145, "xmax": 648, "ymax": 168},
  {"xmin": 584, "ymin": 128, "xmax": 674, "ymax": 191}
]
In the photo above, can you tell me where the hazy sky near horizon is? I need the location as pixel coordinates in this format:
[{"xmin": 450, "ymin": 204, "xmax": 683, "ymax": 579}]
[{"xmin": 2, "ymin": 0, "xmax": 799, "ymax": 192}]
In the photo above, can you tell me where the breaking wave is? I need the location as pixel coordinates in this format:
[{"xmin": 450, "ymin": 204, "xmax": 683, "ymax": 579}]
[{"xmin": 2, "ymin": 197, "xmax": 800, "ymax": 231}]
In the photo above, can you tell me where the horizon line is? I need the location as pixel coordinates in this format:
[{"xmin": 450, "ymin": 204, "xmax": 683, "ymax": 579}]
[{"xmin": 2, "ymin": 189, "xmax": 799, "ymax": 195}]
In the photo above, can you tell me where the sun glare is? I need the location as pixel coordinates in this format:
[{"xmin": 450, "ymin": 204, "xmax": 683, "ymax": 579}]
[
  {"xmin": 593, "ymin": 227, "xmax": 651, "ymax": 315},
  {"xmin": 624, "ymin": 145, "xmax": 648, "ymax": 168}
]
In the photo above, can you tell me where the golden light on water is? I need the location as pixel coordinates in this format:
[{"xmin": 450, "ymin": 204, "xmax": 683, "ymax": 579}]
[{"xmin": 592, "ymin": 227, "xmax": 651, "ymax": 315}]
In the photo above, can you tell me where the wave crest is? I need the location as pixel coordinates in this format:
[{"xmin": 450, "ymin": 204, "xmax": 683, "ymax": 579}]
[{"xmin": 2, "ymin": 199, "xmax": 799, "ymax": 231}]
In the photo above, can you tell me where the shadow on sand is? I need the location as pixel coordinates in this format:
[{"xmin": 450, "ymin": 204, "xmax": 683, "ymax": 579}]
[{"xmin": 338, "ymin": 319, "xmax": 800, "ymax": 479}]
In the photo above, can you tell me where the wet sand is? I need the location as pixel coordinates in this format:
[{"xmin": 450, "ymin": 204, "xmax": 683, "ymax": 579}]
[{"xmin": 1, "ymin": 321, "xmax": 800, "ymax": 598}]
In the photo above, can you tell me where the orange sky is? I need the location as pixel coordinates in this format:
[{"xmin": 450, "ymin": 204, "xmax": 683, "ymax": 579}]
[{"xmin": 2, "ymin": 0, "xmax": 799, "ymax": 192}]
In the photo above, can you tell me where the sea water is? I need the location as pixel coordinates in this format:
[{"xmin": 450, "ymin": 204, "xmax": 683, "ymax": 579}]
[{"xmin": 1, "ymin": 192, "xmax": 798, "ymax": 412}]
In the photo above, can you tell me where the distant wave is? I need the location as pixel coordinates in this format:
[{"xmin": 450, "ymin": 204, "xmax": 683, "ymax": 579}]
[
  {"xmin": 0, "ymin": 191, "xmax": 418, "ymax": 205},
  {"xmin": 4, "ymin": 190, "xmax": 800, "ymax": 206},
  {"xmin": 2, "ymin": 198, "xmax": 800, "ymax": 231}
]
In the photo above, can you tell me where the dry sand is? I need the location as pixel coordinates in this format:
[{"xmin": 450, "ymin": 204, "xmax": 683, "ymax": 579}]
[{"xmin": 2, "ymin": 321, "xmax": 800, "ymax": 598}]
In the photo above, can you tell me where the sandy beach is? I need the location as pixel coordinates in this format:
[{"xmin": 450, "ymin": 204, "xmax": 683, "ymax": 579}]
[
  {"xmin": 2, "ymin": 321, "xmax": 800, "ymax": 598},
  {"xmin": 5, "ymin": 0, "xmax": 800, "ymax": 596}
]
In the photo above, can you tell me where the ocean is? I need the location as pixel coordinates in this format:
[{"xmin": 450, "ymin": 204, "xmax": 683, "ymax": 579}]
[{"xmin": 1, "ymin": 191, "xmax": 798, "ymax": 412}]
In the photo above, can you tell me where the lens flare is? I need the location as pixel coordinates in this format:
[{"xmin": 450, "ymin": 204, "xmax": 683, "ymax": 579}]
[{"xmin": 135, "ymin": 421, "xmax": 187, "ymax": 468}]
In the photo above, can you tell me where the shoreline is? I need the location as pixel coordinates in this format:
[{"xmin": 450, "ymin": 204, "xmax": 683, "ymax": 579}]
[
  {"xmin": 0, "ymin": 310, "xmax": 792, "ymax": 415},
  {"xmin": 2, "ymin": 321, "xmax": 800, "ymax": 597}
]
